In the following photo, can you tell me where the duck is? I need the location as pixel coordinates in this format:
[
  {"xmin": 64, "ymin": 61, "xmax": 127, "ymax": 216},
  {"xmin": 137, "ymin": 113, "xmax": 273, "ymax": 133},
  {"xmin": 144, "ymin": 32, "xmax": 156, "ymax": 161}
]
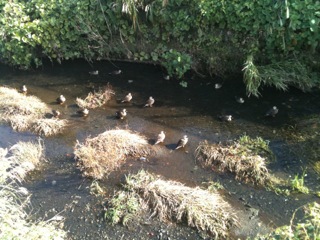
[
  {"xmin": 175, "ymin": 135, "xmax": 188, "ymax": 150},
  {"xmin": 154, "ymin": 131, "xmax": 165, "ymax": 145},
  {"xmin": 20, "ymin": 85, "xmax": 27, "ymax": 94},
  {"xmin": 77, "ymin": 108, "xmax": 89, "ymax": 117},
  {"xmin": 163, "ymin": 75, "xmax": 170, "ymax": 80},
  {"xmin": 56, "ymin": 95, "xmax": 66, "ymax": 104},
  {"xmin": 235, "ymin": 96, "xmax": 245, "ymax": 104},
  {"xmin": 144, "ymin": 96, "xmax": 155, "ymax": 107},
  {"xmin": 219, "ymin": 115, "xmax": 233, "ymax": 122},
  {"xmin": 265, "ymin": 106, "xmax": 278, "ymax": 117},
  {"xmin": 109, "ymin": 69, "xmax": 122, "ymax": 75},
  {"xmin": 116, "ymin": 108, "xmax": 127, "ymax": 119},
  {"xmin": 52, "ymin": 109, "xmax": 61, "ymax": 118},
  {"xmin": 121, "ymin": 93, "xmax": 132, "ymax": 103},
  {"xmin": 215, "ymin": 83, "xmax": 222, "ymax": 89},
  {"xmin": 89, "ymin": 70, "xmax": 99, "ymax": 75}
]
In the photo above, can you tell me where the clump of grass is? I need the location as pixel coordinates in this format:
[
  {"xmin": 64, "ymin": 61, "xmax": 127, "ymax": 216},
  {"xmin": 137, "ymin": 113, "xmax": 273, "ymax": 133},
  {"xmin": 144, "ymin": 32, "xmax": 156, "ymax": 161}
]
[
  {"xmin": 291, "ymin": 170, "xmax": 309, "ymax": 194},
  {"xmin": 0, "ymin": 145, "xmax": 66, "ymax": 239},
  {"xmin": 105, "ymin": 191, "xmax": 144, "ymax": 228},
  {"xmin": 243, "ymin": 56, "xmax": 319, "ymax": 97},
  {"xmin": 256, "ymin": 202, "xmax": 320, "ymax": 239},
  {"xmin": 74, "ymin": 129, "xmax": 152, "ymax": 179},
  {"xmin": 8, "ymin": 140, "xmax": 44, "ymax": 182},
  {"xmin": 76, "ymin": 85, "xmax": 115, "ymax": 109},
  {"xmin": 243, "ymin": 54, "xmax": 261, "ymax": 97},
  {"xmin": 107, "ymin": 170, "xmax": 237, "ymax": 238},
  {"xmin": 32, "ymin": 118, "xmax": 68, "ymax": 136},
  {"xmin": 0, "ymin": 86, "xmax": 67, "ymax": 136},
  {"xmin": 195, "ymin": 136, "xmax": 274, "ymax": 186}
]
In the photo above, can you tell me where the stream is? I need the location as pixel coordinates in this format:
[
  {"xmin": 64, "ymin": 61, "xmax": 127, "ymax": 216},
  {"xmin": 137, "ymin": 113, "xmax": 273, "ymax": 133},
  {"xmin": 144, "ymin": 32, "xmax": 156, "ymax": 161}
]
[{"xmin": 0, "ymin": 59, "xmax": 319, "ymax": 239}]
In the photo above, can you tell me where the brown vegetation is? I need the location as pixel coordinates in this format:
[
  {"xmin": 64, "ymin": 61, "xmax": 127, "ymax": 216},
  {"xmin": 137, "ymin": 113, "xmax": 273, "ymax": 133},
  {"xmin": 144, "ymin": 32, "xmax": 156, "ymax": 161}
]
[
  {"xmin": 0, "ymin": 142, "xmax": 66, "ymax": 239},
  {"xmin": 106, "ymin": 170, "xmax": 237, "ymax": 238},
  {"xmin": 74, "ymin": 129, "xmax": 152, "ymax": 179},
  {"xmin": 0, "ymin": 87, "xmax": 67, "ymax": 136},
  {"xmin": 76, "ymin": 84, "xmax": 115, "ymax": 109},
  {"xmin": 195, "ymin": 136, "xmax": 274, "ymax": 186}
]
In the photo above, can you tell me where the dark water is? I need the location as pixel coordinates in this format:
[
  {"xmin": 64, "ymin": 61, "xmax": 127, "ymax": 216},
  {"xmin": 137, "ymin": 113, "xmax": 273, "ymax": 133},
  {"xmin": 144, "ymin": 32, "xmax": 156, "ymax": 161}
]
[{"xmin": 0, "ymin": 60, "xmax": 319, "ymax": 239}]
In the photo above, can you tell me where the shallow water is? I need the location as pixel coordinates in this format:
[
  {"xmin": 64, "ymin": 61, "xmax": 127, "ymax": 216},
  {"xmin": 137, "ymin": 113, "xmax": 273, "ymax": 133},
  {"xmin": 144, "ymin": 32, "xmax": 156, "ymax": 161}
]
[{"xmin": 0, "ymin": 60, "xmax": 320, "ymax": 239}]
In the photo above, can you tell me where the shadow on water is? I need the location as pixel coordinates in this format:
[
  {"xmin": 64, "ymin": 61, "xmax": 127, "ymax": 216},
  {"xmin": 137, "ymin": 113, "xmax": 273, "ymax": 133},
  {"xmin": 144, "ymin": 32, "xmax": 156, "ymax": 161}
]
[{"xmin": 1, "ymin": 59, "xmax": 320, "ymax": 239}]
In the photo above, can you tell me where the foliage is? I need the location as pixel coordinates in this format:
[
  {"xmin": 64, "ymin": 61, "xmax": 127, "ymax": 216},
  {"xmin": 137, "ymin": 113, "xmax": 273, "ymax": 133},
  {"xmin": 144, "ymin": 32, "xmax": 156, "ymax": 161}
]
[
  {"xmin": 105, "ymin": 191, "xmax": 142, "ymax": 227},
  {"xmin": 243, "ymin": 56, "xmax": 320, "ymax": 97},
  {"xmin": 195, "ymin": 135, "xmax": 275, "ymax": 186},
  {"xmin": 0, "ymin": 0, "xmax": 319, "ymax": 93},
  {"xmin": 291, "ymin": 171, "xmax": 310, "ymax": 194},
  {"xmin": 255, "ymin": 202, "xmax": 320, "ymax": 240}
]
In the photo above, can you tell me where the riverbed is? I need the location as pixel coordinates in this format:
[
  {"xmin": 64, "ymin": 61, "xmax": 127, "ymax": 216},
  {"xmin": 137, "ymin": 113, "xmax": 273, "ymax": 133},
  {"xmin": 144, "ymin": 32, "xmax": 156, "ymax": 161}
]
[{"xmin": 0, "ymin": 60, "xmax": 319, "ymax": 239}]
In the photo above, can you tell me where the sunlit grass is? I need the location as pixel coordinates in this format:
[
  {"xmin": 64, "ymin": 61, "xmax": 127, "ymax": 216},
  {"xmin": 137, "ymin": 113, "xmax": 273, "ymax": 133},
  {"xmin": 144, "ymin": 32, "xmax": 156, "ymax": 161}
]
[
  {"xmin": 195, "ymin": 136, "xmax": 274, "ymax": 186},
  {"xmin": 0, "ymin": 86, "xmax": 67, "ymax": 136},
  {"xmin": 0, "ymin": 143, "xmax": 66, "ymax": 239},
  {"xmin": 76, "ymin": 84, "xmax": 115, "ymax": 109},
  {"xmin": 106, "ymin": 170, "xmax": 238, "ymax": 238},
  {"xmin": 74, "ymin": 129, "xmax": 152, "ymax": 179},
  {"xmin": 255, "ymin": 202, "xmax": 320, "ymax": 239}
]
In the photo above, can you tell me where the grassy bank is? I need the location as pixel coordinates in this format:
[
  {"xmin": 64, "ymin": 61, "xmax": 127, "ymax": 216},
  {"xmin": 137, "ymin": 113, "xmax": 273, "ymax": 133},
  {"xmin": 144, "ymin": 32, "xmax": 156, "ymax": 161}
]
[
  {"xmin": 0, "ymin": 142, "xmax": 66, "ymax": 239},
  {"xmin": 106, "ymin": 170, "xmax": 237, "ymax": 238},
  {"xmin": 0, "ymin": 87, "xmax": 67, "ymax": 136}
]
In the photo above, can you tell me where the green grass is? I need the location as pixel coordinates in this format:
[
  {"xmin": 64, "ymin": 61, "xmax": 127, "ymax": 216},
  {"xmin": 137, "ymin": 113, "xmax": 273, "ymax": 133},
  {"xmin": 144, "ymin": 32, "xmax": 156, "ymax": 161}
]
[
  {"xmin": 253, "ymin": 202, "xmax": 320, "ymax": 239},
  {"xmin": 290, "ymin": 171, "xmax": 310, "ymax": 194}
]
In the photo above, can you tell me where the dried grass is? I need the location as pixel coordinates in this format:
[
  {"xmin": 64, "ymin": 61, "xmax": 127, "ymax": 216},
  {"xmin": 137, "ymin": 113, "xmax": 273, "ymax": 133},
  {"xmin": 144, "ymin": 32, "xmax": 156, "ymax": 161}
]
[
  {"xmin": 7, "ymin": 140, "xmax": 44, "ymax": 182},
  {"xmin": 0, "ymin": 144, "xmax": 66, "ymax": 239},
  {"xmin": 0, "ymin": 86, "xmax": 67, "ymax": 136},
  {"xmin": 32, "ymin": 118, "xmax": 68, "ymax": 136},
  {"xmin": 195, "ymin": 139, "xmax": 273, "ymax": 186},
  {"xmin": 74, "ymin": 129, "xmax": 152, "ymax": 179},
  {"xmin": 76, "ymin": 85, "xmax": 115, "ymax": 109},
  {"xmin": 108, "ymin": 170, "xmax": 237, "ymax": 238}
]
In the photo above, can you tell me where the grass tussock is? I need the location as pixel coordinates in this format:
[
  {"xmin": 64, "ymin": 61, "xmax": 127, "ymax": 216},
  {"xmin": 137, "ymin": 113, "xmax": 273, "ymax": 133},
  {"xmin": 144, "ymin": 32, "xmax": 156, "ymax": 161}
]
[
  {"xmin": 0, "ymin": 140, "xmax": 44, "ymax": 183},
  {"xmin": 76, "ymin": 85, "xmax": 115, "ymax": 109},
  {"xmin": 0, "ymin": 144, "xmax": 66, "ymax": 239},
  {"xmin": 32, "ymin": 118, "xmax": 68, "ymax": 136},
  {"xmin": 0, "ymin": 86, "xmax": 67, "ymax": 136},
  {"xmin": 195, "ymin": 136, "xmax": 274, "ymax": 186},
  {"xmin": 74, "ymin": 129, "xmax": 152, "ymax": 179},
  {"xmin": 106, "ymin": 170, "xmax": 237, "ymax": 238}
]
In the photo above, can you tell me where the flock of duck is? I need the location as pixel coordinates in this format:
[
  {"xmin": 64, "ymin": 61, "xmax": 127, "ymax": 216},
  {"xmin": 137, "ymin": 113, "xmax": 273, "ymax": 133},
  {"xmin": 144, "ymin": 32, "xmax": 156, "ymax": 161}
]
[{"xmin": 19, "ymin": 68, "xmax": 279, "ymax": 150}]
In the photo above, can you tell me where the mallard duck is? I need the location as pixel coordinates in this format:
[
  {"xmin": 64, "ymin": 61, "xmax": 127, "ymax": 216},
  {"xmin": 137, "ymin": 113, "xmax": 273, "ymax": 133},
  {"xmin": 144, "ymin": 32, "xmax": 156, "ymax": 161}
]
[
  {"xmin": 116, "ymin": 108, "xmax": 127, "ymax": 119},
  {"xmin": 154, "ymin": 131, "xmax": 165, "ymax": 145},
  {"xmin": 20, "ymin": 85, "xmax": 27, "ymax": 94},
  {"xmin": 52, "ymin": 109, "xmax": 61, "ymax": 118},
  {"xmin": 89, "ymin": 70, "xmax": 99, "ymax": 75},
  {"xmin": 121, "ymin": 93, "xmax": 132, "ymax": 103},
  {"xmin": 175, "ymin": 135, "xmax": 188, "ymax": 150},
  {"xmin": 219, "ymin": 115, "xmax": 233, "ymax": 122},
  {"xmin": 235, "ymin": 96, "xmax": 245, "ymax": 104},
  {"xmin": 163, "ymin": 75, "xmax": 170, "ymax": 80},
  {"xmin": 109, "ymin": 69, "xmax": 122, "ymax": 75},
  {"xmin": 215, "ymin": 83, "xmax": 222, "ymax": 89},
  {"xmin": 144, "ymin": 96, "xmax": 155, "ymax": 107},
  {"xmin": 265, "ymin": 106, "xmax": 278, "ymax": 117},
  {"xmin": 56, "ymin": 95, "xmax": 66, "ymax": 104},
  {"xmin": 77, "ymin": 108, "xmax": 89, "ymax": 117}
]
